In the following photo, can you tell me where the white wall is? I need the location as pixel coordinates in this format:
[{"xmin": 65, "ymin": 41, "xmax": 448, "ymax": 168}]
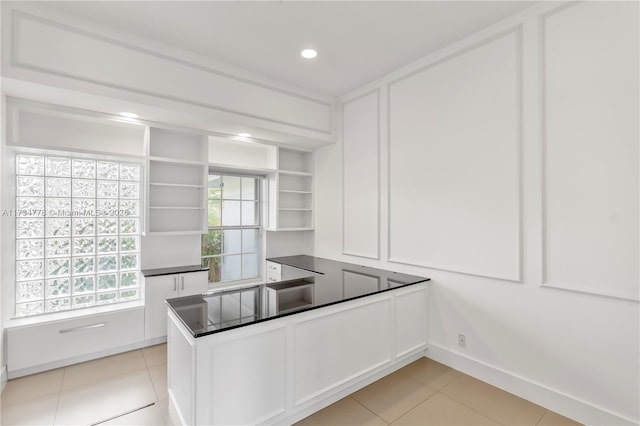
[
  {"xmin": 265, "ymin": 231, "xmax": 314, "ymax": 259},
  {"xmin": 0, "ymin": 93, "xmax": 6, "ymax": 389},
  {"xmin": 315, "ymin": 2, "xmax": 639, "ymax": 425}
]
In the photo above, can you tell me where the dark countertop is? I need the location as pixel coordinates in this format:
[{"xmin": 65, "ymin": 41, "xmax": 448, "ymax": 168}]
[
  {"xmin": 267, "ymin": 255, "xmax": 320, "ymax": 273},
  {"xmin": 142, "ymin": 265, "xmax": 209, "ymax": 277},
  {"xmin": 166, "ymin": 255, "xmax": 429, "ymax": 338}
]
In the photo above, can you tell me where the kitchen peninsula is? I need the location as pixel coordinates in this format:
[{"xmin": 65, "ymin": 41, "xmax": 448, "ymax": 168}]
[{"xmin": 166, "ymin": 255, "xmax": 429, "ymax": 425}]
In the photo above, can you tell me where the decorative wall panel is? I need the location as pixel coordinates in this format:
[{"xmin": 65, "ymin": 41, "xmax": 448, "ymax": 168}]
[
  {"xmin": 342, "ymin": 90, "xmax": 380, "ymax": 259},
  {"xmin": 388, "ymin": 29, "xmax": 522, "ymax": 281},
  {"xmin": 541, "ymin": 2, "xmax": 639, "ymax": 300}
]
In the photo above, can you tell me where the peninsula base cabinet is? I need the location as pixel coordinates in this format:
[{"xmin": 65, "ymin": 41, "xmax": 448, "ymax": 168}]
[
  {"xmin": 167, "ymin": 283, "xmax": 428, "ymax": 425},
  {"xmin": 145, "ymin": 271, "xmax": 208, "ymax": 340}
]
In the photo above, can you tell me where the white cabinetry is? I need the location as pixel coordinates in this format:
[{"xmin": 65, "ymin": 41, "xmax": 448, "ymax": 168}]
[
  {"xmin": 167, "ymin": 282, "xmax": 428, "ymax": 425},
  {"xmin": 146, "ymin": 127, "xmax": 208, "ymax": 235},
  {"xmin": 268, "ymin": 148, "xmax": 314, "ymax": 231},
  {"xmin": 144, "ymin": 271, "xmax": 208, "ymax": 340},
  {"xmin": 6, "ymin": 307, "xmax": 145, "ymax": 377}
]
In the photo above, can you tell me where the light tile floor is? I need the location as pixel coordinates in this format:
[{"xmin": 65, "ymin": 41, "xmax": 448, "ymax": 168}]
[{"xmin": 0, "ymin": 345, "xmax": 583, "ymax": 426}]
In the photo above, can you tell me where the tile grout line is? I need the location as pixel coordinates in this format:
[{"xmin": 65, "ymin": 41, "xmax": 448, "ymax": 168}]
[
  {"xmin": 52, "ymin": 367, "xmax": 67, "ymax": 426},
  {"xmin": 387, "ymin": 387, "xmax": 441, "ymax": 425},
  {"xmin": 532, "ymin": 408, "xmax": 549, "ymax": 425},
  {"xmin": 437, "ymin": 372, "xmax": 508, "ymax": 424},
  {"xmin": 535, "ymin": 410, "xmax": 551, "ymax": 426},
  {"xmin": 436, "ymin": 369, "xmax": 577, "ymax": 426},
  {"xmin": 53, "ymin": 351, "xmax": 156, "ymax": 425},
  {"xmin": 351, "ymin": 378, "xmax": 440, "ymax": 426},
  {"xmin": 389, "ymin": 365, "xmax": 463, "ymax": 423},
  {"xmin": 434, "ymin": 390, "xmax": 506, "ymax": 425},
  {"xmin": 143, "ymin": 352, "xmax": 162, "ymax": 402},
  {"xmin": 347, "ymin": 396, "xmax": 391, "ymax": 425},
  {"xmin": 141, "ymin": 347, "xmax": 151, "ymax": 370}
]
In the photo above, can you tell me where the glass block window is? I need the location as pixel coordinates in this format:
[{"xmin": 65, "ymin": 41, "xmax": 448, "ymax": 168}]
[
  {"xmin": 202, "ymin": 174, "xmax": 261, "ymax": 283},
  {"xmin": 14, "ymin": 154, "xmax": 142, "ymax": 317}
]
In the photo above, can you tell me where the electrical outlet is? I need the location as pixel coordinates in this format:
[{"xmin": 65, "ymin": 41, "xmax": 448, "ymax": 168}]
[{"xmin": 458, "ymin": 333, "xmax": 466, "ymax": 348}]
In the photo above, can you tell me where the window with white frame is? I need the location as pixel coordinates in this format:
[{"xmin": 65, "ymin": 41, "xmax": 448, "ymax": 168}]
[
  {"xmin": 14, "ymin": 153, "xmax": 142, "ymax": 317},
  {"xmin": 201, "ymin": 174, "xmax": 261, "ymax": 283}
]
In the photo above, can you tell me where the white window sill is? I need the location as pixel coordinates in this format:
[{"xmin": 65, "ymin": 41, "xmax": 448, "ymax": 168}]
[{"xmin": 6, "ymin": 300, "xmax": 145, "ymax": 328}]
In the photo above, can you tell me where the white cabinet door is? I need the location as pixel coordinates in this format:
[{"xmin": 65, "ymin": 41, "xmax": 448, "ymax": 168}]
[
  {"xmin": 144, "ymin": 275, "xmax": 179, "ymax": 340},
  {"xmin": 145, "ymin": 271, "xmax": 208, "ymax": 340},
  {"xmin": 179, "ymin": 271, "xmax": 208, "ymax": 297}
]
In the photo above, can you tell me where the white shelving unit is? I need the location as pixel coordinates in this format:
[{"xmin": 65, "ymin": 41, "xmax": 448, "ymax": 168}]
[
  {"xmin": 146, "ymin": 127, "xmax": 208, "ymax": 235},
  {"xmin": 268, "ymin": 148, "xmax": 314, "ymax": 231}
]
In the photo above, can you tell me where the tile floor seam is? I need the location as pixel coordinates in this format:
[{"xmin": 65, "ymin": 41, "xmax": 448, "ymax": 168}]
[
  {"xmin": 141, "ymin": 349, "xmax": 151, "ymax": 370},
  {"xmin": 387, "ymin": 388, "xmax": 442, "ymax": 425},
  {"xmin": 145, "ymin": 364, "xmax": 161, "ymax": 402},
  {"xmin": 532, "ymin": 409, "xmax": 548, "ymax": 425},
  {"xmin": 347, "ymin": 395, "xmax": 391, "ymax": 425},
  {"xmin": 438, "ymin": 377, "xmax": 547, "ymax": 426},
  {"xmin": 535, "ymin": 410, "xmax": 550, "ymax": 426},
  {"xmin": 434, "ymin": 391, "xmax": 507, "ymax": 425},
  {"xmin": 437, "ymin": 371, "xmax": 465, "ymax": 393},
  {"xmin": 385, "ymin": 385, "xmax": 440, "ymax": 424},
  {"xmin": 51, "ymin": 367, "xmax": 68, "ymax": 426}
]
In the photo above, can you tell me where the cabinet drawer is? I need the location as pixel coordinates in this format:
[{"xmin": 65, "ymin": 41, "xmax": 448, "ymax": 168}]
[
  {"xmin": 7, "ymin": 307, "xmax": 144, "ymax": 373},
  {"xmin": 267, "ymin": 271, "xmax": 281, "ymax": 283},
  {"xmin": 266, "ymin": 261, "xmax": 282, "ymax": 275}
]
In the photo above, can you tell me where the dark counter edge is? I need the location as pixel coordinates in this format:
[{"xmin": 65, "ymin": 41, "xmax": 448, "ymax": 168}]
[
  {"xmin": 168, "ymin": 277, "xmax": 430, "ymax": 339},
  {"xmin": 142, "ymin": 265, "xmax": 209, "ymax": 277},
  {"xmin": 266, "ymin": 255, "xmax": 324, "ymax": 274}
]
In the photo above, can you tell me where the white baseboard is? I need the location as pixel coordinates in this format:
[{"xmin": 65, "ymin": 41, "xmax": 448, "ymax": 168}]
[
  {"xmin": 7, "ymin": 336, "xmax": 167, "ymax": 379},
  {"xmin": 1, "ymin": 365, "xmax": 7, "ymax": 392},
  {"xmin": 426, "ymin": 343, "xmax": 636, "ymax": 426}
]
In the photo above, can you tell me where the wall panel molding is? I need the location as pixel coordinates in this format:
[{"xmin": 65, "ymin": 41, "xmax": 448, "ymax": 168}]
[
  {"xmin": 386, "ymin": 27, "xmax": 523, "ymax": 282},
  {"xmin": 10, "ymin": 10, "xmax": 333, "ymax": 135},
  {"xmin": 293, "ymin": 298, "xmax": 392, "ymax": 405},
  {"xmin": 539, "ymin": 1, "xmax": 639, "ymax": 301},
  {"xmin": 342, "ymin": 89, "xmax": 380, "ymax": 259}
]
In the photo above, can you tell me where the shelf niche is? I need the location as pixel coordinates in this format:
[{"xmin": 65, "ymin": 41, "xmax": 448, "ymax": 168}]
[
  {"xmin": 146, "ymin": 127, "xmax": 208, "ymax": 235},
  {"xmin": 267, "ymin": 147, "xmax": 314, "ymax": 231}
]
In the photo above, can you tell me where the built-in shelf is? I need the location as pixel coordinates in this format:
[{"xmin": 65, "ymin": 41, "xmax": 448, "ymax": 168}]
[
  {"xmin": 266, "ymin": 279, "xmax": 314, "ymax": 315},
  {"xmin": 146, "ymin": 127, "xmax": 208, "ymax": 235},
  {"xmin": 266, "ymin": 147, "xmax": 314, "ymax": 231},
  {"xmin": 278, "ymin": 299, "xmax": 312, "ymax": 314}
]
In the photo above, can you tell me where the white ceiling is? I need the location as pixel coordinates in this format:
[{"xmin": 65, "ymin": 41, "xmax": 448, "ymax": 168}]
[{"xmin": 45, "ymin": 1, "xmax": 536, "ymax": 97}]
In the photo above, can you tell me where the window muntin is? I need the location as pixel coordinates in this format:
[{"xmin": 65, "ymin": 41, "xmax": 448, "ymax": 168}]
[
  {"xmin": 14, "ymin": 154, "xmax": 142, "ymax": 317},
  {"xmin": 202, "ymin": 175, "xmax": 261, "ymax": 283}
]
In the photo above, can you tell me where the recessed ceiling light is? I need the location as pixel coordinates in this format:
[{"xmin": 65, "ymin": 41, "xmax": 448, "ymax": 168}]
[
  {"xmin": 119, "ymin": 112, "xmax": 138, "ymax": 119},
  {"xmin": 237, "ymin": 132, "xmax": 252, "ymax": 138},
  {"xmin": 301, "ymin": 49, "xmax": 317, "ymax": 59}
]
